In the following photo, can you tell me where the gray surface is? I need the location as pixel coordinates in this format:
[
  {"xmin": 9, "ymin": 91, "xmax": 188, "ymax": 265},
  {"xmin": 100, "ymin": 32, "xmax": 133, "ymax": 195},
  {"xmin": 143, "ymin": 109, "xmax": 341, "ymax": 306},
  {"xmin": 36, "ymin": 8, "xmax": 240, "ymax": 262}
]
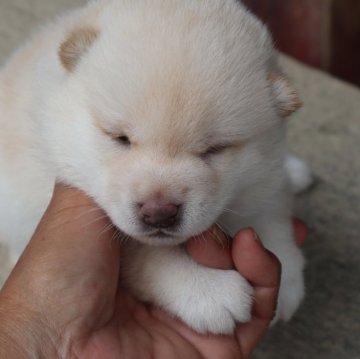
[
  {"xmin": 254, "ymin": 58, "xmax": 360, "ymax": 359},
  {"xmin": 0, "ymin": 1, "xmax": 359, "ymax": 358}
]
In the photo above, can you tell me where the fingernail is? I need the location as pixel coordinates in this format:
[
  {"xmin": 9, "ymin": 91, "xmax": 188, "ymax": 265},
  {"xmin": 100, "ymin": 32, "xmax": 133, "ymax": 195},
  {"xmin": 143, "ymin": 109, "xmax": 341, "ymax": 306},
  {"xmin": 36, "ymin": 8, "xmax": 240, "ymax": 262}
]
[
  {"xmin": 247, "ymin": 228, "xmax": 265, "ymax": 248},
  {"xmin": 249, "ymin": 227, "xmax": 260, "ymax": 241}
]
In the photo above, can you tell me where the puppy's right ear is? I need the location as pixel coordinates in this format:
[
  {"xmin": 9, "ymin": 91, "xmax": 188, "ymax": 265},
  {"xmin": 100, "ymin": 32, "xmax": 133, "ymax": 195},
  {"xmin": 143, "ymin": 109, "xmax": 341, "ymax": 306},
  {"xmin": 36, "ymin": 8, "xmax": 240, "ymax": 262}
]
[
  {"xmin": 59, "ymin": 27, "xmax": 99, "ymax": 72},
  {"xmin": 269, "ymin": 71, "xmax": 302, "ymax": 118}
]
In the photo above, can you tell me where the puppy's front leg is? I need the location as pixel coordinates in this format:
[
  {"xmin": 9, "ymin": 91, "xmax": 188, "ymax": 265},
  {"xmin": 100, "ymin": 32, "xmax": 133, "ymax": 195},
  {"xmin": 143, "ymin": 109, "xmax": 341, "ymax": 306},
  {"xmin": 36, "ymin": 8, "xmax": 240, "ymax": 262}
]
[
  {"xmin": 250, "ymin": 215, "xmax": 305, "ymax": 322},
  {"xmin": 121, "ymin": 242, "xmax": 253, "ymax": 334}
]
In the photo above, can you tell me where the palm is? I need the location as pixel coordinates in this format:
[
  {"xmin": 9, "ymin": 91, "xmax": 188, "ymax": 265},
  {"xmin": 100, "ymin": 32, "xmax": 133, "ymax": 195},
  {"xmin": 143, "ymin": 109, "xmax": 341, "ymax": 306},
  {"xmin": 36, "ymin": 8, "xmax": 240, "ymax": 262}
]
[{"xmin": 75, "ymin": 289, "xmax": 243, "ymax": 359}]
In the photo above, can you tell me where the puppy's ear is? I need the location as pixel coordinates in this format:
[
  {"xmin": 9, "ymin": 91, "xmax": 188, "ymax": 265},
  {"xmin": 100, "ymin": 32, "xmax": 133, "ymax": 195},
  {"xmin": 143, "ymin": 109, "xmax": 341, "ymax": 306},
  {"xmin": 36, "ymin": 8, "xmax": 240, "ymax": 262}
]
[
  {"xmin": 269, "ymin": 71, "xmax": 302, "ymax": 118},
  {"xmin": 59, "ymin": 27, "xmax": 99, "ymax": 72}
]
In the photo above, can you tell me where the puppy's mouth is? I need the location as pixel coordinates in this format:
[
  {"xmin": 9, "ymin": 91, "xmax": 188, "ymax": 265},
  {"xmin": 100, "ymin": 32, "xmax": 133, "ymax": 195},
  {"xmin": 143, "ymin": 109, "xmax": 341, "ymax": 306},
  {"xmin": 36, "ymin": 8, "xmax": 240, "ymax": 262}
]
[
  {"xmin": 148, "ymin": 230, "xmax": 171, "ymax": 238},
  {"xmin": 147, "ymin": 228, "xmax": 184, "ymax": 239},
  {"xmin": 137, "ymin": 228, "xmax": 187, "ymax": 246}
]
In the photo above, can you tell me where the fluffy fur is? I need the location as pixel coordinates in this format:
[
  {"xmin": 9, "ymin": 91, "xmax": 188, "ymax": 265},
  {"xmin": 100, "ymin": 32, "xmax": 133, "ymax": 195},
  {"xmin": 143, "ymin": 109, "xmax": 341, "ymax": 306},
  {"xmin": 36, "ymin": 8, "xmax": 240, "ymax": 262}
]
[{"xmin": 0, "ymin": 0, "xmax": 308, "ymax": 334}]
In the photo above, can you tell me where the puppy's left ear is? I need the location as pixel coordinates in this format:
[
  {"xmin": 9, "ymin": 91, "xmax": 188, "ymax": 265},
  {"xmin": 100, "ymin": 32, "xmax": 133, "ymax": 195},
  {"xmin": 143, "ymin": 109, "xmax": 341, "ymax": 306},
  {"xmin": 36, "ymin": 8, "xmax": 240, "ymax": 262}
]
[
  {"xmin": 59, "ymin": 27, "xmax": 99, "ymax": 72},
  {"xmin": 269, "ymin": 71, "xmax": 302, "ymax": 118}
]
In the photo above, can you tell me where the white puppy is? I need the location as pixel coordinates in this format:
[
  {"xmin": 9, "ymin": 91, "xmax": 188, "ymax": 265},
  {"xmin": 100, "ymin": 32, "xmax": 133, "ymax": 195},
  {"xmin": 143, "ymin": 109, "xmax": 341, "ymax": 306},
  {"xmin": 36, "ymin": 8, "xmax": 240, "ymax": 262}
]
[{"xmin": 0, "ymin": 0, "xmax": 311, "ymax": 334}]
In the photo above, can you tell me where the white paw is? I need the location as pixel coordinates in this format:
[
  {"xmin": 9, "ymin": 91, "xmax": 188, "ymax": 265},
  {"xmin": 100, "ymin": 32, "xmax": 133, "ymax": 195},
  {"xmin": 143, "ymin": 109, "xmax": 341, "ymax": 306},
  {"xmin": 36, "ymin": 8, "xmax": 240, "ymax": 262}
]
[
  {"xmin": 273, "ymin": 267, "xmax": 305, "ymax": 323},
  {"xmin": 285, "ymin": 154, "xmax": 313, "ymax": 194},
  {"xmin": 172, "ymin": 269, "xmax": 253, "ymax": 335}
]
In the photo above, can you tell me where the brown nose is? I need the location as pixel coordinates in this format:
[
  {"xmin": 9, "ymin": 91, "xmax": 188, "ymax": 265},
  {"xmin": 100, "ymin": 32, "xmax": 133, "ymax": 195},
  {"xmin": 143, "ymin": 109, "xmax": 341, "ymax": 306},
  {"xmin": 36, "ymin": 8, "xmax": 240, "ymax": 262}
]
[{"xmin": 138, "ymin": 201, "xmax": 180, "ymax": 228}]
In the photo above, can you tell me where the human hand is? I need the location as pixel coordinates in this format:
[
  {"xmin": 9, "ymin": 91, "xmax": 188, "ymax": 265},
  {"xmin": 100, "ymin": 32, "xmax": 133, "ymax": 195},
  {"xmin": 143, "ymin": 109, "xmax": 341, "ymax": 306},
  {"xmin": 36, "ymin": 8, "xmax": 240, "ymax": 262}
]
[{"xmin": 0, "ymin": 185, "xmax": 306, "ymax": 358}]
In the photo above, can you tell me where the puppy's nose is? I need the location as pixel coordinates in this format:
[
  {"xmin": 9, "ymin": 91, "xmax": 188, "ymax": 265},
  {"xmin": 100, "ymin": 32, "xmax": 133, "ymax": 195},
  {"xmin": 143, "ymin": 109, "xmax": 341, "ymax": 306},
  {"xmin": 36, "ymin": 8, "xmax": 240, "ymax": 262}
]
[{"xmin": 138, "ymin": 201, "xmax": 181, "ymax": 228}]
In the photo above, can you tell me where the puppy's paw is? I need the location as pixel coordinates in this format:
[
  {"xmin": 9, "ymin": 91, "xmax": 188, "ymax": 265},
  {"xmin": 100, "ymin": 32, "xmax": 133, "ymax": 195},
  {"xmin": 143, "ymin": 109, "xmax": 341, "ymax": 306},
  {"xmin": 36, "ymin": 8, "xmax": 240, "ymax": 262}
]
[
  {"xmin": 273, "ymin": 267, "xmax": 305, "ymax": 323},
  {"xmin": 285, "ymin": 154, "xmax": 313, "ymax": 194},
  {"xmin": 173, "ymin": 270, "xmax": 253, "ymax": 335}
]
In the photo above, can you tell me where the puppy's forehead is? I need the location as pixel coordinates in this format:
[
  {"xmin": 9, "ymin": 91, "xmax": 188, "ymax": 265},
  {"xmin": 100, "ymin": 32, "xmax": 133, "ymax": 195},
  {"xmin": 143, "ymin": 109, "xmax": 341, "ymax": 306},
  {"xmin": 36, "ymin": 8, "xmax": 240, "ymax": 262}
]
[
  {"xmin": 85, "ymin": 0, "xmax": 276, "ymax": 144},
  {"xmin": 92, "ymin": 60, "xmax": 272, "ymax": 149},
  {"xmin": 134, "ymin": 79, "xmax": 218, "ymax": 149}
]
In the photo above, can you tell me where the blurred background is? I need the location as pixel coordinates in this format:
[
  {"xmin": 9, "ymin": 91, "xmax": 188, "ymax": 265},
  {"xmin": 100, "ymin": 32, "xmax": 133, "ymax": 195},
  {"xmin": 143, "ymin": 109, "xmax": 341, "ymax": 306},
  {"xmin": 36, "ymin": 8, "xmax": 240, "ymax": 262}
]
[{"xmin": 242, "ymin": 0, "xmax": 360, "ymax": 87}]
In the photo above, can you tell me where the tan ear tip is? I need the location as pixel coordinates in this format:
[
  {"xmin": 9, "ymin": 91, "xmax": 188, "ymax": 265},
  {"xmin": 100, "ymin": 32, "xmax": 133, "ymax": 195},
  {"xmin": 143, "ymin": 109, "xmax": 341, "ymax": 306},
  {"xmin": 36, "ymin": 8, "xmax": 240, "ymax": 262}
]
[
  {"xmin": 269, "ymin": 71, "xmax": 302, "ymax": 118},
  {"xmin": 59, "ymin": 27, "xmax": 99, "ymax": 72},
  {"xmin": 59, "ymin": 37, "xmax": 75, "ymax": 71},
  {"xmin": 280, "ymin": 91, "xmax": 303, "ymax": 118}
]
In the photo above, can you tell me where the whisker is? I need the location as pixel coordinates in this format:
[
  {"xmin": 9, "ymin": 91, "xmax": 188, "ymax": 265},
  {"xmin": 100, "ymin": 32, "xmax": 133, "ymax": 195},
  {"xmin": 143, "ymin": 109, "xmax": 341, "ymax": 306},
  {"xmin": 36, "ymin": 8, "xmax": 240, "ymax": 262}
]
[
  {"xmin": 211, "ymin": 227, "xmax": 224, "ymax": 245},
  {"xmin": 79, "ymin": 214, "xmax": 110, "ymax": 231},
  {"xmin": 97, "ymin": 222, "xmax": 116, "ymax": 238},
  {"xmin": 48, "ymin": 205, "xmax": 105, "ymax": 227},
  {"xmin": 222, "ymin": 207, "xmax": 246, "ymax": 218},
  {"xmin": 111, "ymin": 229, "xmax": 124, "ymax": 243},
  {"xmin": 70, "ymin": 207, "xmax": 105, "ymax": 221},
  {"xmin": 215, "ymin": 220, "xmax": 233, "ymax": 237},
  {"xmin": 200, "ymin": 231, "xmax": 207, "ymax": 244}
]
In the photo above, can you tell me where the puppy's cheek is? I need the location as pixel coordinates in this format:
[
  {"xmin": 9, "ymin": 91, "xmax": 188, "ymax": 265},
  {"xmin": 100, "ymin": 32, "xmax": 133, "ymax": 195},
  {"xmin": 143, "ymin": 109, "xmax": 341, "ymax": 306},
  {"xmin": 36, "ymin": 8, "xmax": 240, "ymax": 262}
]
[
  {"xmin": 105, "ymin": 203, "xmax": 138, "ymax": 236},
  {"xmin": 180, "ymin": 192, "xmax": 223, "ymax": 236},
  {"xmin": 96, "ymin": 181, "xmax": 135, "ymax": 234}
]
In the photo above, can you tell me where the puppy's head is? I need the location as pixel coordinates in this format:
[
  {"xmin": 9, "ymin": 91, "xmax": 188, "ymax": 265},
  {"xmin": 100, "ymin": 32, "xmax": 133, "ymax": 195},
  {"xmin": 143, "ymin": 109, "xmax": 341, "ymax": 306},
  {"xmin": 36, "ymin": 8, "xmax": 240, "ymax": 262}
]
[{"xmin": 47, "ymin": 1, "xmax": 300, "ymax": 245}]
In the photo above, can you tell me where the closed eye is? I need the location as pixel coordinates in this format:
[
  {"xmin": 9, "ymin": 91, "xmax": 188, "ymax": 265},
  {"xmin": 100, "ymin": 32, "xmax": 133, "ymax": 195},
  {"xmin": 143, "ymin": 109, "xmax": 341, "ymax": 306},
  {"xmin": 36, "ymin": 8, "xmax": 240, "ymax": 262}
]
[
  {"xmin": 200, "ymin": 144, "xmax": 230, "ymax": 159},
  {"xmin": 100, "ymin": 127, "xmax": 131, "ymax": 147},
  {"xmin": 116, "ymin": 135, "xmax": 131, "ymax": 147},
  {"xmin": 92, "ymin": 109, "xmax": 132, "ymax": 147},
  {"xmin": 200, "ymin": 139, "xmax": 247, "ymax": 160}
]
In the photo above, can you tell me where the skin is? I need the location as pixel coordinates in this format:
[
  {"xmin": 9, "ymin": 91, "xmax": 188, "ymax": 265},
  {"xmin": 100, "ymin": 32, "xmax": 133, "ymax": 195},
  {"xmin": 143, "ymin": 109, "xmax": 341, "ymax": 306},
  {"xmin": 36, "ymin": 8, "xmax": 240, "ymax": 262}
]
[{"xmin": 0, "ymin": 185, "xmax": 306, "ymax": 358}]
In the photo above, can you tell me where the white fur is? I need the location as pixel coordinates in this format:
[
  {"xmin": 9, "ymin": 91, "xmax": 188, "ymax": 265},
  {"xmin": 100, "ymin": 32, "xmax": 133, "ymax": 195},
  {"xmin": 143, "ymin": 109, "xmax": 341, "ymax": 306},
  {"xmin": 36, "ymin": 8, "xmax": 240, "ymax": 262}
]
[
  {"xmin": 286, "ymin": 154, "xmax": 313, "ymax": 194},
  {"xmin": 121, "ymin": 242, "xmax": 253, "ymax": 334},
  {"xmin": 0, "ymin": 0, "xmax": 309, "ymax": 334}
]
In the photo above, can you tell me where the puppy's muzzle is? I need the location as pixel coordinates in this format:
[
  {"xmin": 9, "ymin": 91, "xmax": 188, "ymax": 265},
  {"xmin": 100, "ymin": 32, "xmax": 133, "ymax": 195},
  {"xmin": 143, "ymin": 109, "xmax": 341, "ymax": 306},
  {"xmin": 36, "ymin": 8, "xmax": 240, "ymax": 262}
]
[{"xmin": 137, "ymin": 201, "xmax": 182, "ymax": 229}]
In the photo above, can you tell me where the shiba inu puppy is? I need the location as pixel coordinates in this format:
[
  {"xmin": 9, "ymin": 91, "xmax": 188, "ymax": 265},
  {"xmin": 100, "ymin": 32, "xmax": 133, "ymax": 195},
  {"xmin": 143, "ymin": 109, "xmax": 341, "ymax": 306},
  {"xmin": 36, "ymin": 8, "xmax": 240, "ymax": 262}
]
[{"xmin": 0, "ymin": 0, "xmax": 311, "ymax": 334}]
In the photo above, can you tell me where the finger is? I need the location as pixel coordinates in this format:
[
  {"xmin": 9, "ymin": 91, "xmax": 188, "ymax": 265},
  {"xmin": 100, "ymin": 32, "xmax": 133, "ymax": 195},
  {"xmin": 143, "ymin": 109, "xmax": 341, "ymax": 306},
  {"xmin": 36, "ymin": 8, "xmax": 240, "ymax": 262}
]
[
  {"xmin": 187, "ymin": 227, "xmax": 233, "ymax": 269},
  {"xmin": 293, "ymin": 219, "xmax": 307, "ymax": 247},
  {"xmin": 232, "ymin": 229, "xmax": 281, "ymax": 358}
]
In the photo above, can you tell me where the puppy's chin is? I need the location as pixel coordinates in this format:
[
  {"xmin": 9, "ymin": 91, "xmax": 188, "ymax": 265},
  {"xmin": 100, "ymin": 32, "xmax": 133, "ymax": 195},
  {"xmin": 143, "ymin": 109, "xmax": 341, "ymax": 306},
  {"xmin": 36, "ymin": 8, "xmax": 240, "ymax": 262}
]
[{"xmin": 136, "ymin": 231, "xmax": 187, "ymax": 246}]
